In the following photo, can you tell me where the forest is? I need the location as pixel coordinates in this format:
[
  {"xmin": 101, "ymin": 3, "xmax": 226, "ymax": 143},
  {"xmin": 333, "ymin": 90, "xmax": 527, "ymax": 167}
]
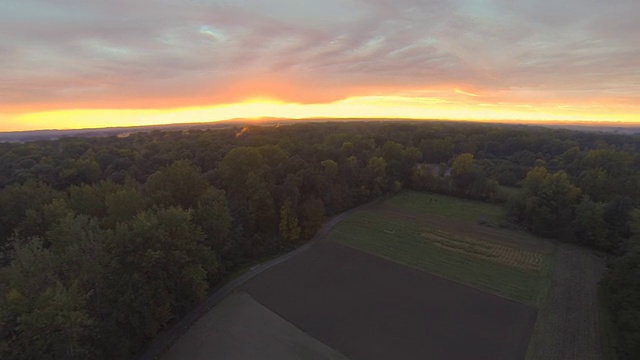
[{"xmin": 0, "ymin": 121, "xmax": 638, "ymax": 359}]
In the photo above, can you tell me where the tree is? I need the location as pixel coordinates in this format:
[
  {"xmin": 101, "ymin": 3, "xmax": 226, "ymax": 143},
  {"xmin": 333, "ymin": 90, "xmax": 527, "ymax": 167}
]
[
  {"xmin": 58, "ymin": 156, "xmax": 102, "ymax": 187},
  {"xmin": 68, "ymin": 180, "xmax": 118, "ymax": 218},
  {"xmin": 572, "ymin": 197, "xmax": 607, "ymax": 248},
  {"xmin": 363, "ymin": 156, "xmax": 388, "ymax": 196},
  {"xmin": 601, "ymin": 214, "xmax": 640, "ymax": 359},
  {"xmin": 12, "ymin": 282, "xmax": 94, "ymax": 360},
  {"xmin": 451, "ymin": 153, "xmax": 476, "ymax": 195},
  {"xmin": 603, "ymin": 196, "xmax": 634, "ymax": 253},
  {"xmin": 300, "ymin": 197, "xmax": 325, "ymax": 239},
  {"xmin": 578, "ymin": 168, "xmax": 610, "ymax": 202},
  {"xmin": 0, "ymin": 228, "xmax": 102, "ymax": 360},
  {"xmin": 245, "ymin": 172, "xmax": 277, "ymax": 234},
  {"xmin": 145, "ymin": 160, "xmax": 208, "ymax": 209},
  {"xmin": 104, "ymin": 208, "xmax": 213, "ymax": 353},
  {"xmin": 279, "ymin": 200, "xmax": 301, "ymax": 243},
  {"xmin": 409, "ymin": 166, "xmax": 436, "ymax": 191},
  {"xmin": 514, "ymin": 167, "xmax": 581, "ymax": 237},
  {"xmin": 193, "ymin": 188, "xmax": 232, "ymax": 251},
  {"xmin": 320, "ymin": 159, "xmax": 338, "ymax": 180},
  {"xmin": 0, "ymin": 181, "xmax": 56, "ymax": 245},
  {"xmin": 218, "ymin": 147, "xmax": 264, "ymax": 188},
  {"xmin": 105, "ymin": 182, "xmax": 144, "ymax": 227}
]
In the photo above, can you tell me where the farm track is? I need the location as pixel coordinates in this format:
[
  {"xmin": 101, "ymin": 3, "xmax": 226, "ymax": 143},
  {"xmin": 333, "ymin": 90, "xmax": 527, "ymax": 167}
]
[{"xmin": 526, "ymin": 244, "xmax": 606, "ymax": 360}]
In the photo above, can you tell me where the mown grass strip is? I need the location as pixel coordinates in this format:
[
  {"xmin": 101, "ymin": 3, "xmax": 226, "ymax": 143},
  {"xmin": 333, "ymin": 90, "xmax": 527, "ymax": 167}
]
[{"xmin": 384, "ymin": 190, "xmax": 505, "ymax": 224}]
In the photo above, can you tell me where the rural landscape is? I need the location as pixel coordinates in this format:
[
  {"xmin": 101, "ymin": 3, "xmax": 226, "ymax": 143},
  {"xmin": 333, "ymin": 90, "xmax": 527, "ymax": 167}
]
[
  {"xmin": 2, "ymin": 1, "xmax": 639, "ymax": 359},
  {"xmin": 0, "ymin": 121, "xmax": 638, "ymax": 359}
]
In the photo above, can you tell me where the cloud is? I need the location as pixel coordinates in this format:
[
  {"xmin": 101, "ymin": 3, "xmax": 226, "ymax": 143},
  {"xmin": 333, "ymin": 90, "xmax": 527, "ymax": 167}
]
[{"xmin": 1, "ymin": 0, "xmax": 639, "ymax": 112}]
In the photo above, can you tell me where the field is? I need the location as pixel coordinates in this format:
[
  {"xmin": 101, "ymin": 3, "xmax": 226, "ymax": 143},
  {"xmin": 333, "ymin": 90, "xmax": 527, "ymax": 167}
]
[
  {"xmin": 163, "ymin": 292, "xmax": 349, "ymax": 360},
  {"xmin": 243, "ymin": 241, "xmax": 536, "ymax": 360},
  {"xmin": 162, "ymin": 190, "xmax": 605, "ymax": 360},
  {"xmin": 525, "ymin": 245, "xmax": 605, "ymax": 360},
  {"xmin": 330, "ymin": 192, "xmax": 555, "ymax": 305}
]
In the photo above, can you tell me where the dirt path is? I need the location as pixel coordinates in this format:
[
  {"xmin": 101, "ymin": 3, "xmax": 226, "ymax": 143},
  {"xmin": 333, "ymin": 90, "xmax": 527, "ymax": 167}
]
[
  {"xmin": 138, "ymin": 199, "xmax": 380, "ymax": 360},
  {"xmin": 526, "ymin": 244, "xmax": 606, "ymax": 360}
]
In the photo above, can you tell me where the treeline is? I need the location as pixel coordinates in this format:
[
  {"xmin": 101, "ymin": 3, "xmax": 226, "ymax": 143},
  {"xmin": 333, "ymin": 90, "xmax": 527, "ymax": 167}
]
[{"xmin": 0, "ymin": 121, "xmax": 639, "ymax": 359}]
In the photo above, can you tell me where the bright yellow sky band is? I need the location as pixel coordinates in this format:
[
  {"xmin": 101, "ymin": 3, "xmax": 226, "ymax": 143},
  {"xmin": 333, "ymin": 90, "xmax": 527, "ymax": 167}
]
[{"xmin": 3, "ymin": 95, "xmax": 639, "ymax": 132}]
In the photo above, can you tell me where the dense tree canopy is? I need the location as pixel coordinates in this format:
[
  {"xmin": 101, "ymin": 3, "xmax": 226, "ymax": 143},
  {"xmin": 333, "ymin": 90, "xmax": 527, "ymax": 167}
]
[{"xmin": 1, "ymin": 121, "xmax": 640, "ymax": 359}]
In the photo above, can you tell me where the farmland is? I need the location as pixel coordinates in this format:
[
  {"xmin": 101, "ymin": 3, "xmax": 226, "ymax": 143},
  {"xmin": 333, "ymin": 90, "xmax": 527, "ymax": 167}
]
[
  {"xmin": 330, "ymin": 191, "xmax": 555, "ymax": 305},
  {"xmin": 163, "ymin": 292, "xmax": 349, "ymax": 360},
  {"xmin": 162, "ymin": 190, "xmax": 605, "ymax": 360},
  {"xmin": 525, "ymin": 245, "xmax": 605, "ymax": 360},
  {"xmin": 243, "ymin": 241, "xmax": 536, "ymax": 360}
]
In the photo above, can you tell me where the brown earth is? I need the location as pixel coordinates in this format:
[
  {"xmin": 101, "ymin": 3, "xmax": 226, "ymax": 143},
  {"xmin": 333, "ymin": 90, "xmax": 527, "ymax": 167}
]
[
  {"xmin": 162, "ymin": 292, "xmax": 349, "ymax": 360},
  {"xmin": 243, "ymin": 241, "xmax": 538, "ymax": 360}
]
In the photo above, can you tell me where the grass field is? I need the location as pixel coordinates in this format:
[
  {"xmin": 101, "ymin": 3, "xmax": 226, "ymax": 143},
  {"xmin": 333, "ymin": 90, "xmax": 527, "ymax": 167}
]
[
  {"xmin": 330, "ymin": 191, "xmax": 554, "ymax": 305},
  {"xmin": 383, "ymin": 191, "xmax": 505, "ymax": 224}
]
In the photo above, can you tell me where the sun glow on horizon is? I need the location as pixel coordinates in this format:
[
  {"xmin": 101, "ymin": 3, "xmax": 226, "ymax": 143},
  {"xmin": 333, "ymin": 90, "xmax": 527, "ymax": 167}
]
[{"xmin": 3, "ymin": 94, "xmax": 639, "ymax": 132}]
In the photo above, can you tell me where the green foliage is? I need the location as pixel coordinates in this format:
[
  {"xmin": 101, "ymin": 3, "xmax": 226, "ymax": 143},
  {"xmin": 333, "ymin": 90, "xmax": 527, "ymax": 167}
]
[
  {"xmin": 300, "ymin": 197, "xmax": 325, "ymax": 239},
  {"xmin": 193, "ymin": 188, "xmax": 232, "ymax": 252},
  {"xmin": 13, "ymin": 282, "xmax": 94, "ymax": 360},
  {"xmin": 105, "ymin": 182, "xmax": 144, "ymax": 226},
  {"xmin": 602, "ymin": 241, "xmax": 640, "ymax": 359},
  {"xmin": 105, "ymin": 208, "xmax": 213, "ymax": 351},
  {"xmin": 145, "ymin": 160, "xmax": 209, "ymax": 209},
  {"xmin": 279, "ymin": 200, "xmax": 301, "ymax": 242},
  {"xmin": 409, "ymin": 165, "xmax": 437, "ymax": 191},
  {"xmin": 218, "ymin": 147, "xmax": 264, "ymax": 188},
  {"xmin": 320, "ymin": 159, "xmax": 338, "ymax": 179},
  {"xmin": 3, "ymin": 121, "xmax": 640, "ymax": 359},
  {"xmin": 572, "ymin": 197, "xmax": 608, "ymax": 248},
  {"xmin": 68, "ymin": 180, "xmax": 118, "ymax": 218},
  {"xmin": 511, "ymin": 167, "xmax": 581, "ymax": 238},
  {"xmin": 364, "ymin": 156, "xmax": 388, "ymax": 196},
  {"xmin": 0, "ymin": 181, "xmax": 56, "ymax": 244}
]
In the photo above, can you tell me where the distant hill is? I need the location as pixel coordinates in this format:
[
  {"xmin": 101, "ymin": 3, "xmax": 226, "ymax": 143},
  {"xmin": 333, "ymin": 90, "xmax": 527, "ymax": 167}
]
[
  {"xmin": 2, "ymin": 118, "xmax": 639, "ymax": 142},
  {"xmin": 0, "ymin": 120, "xmax": 250, "ymax": 143}
]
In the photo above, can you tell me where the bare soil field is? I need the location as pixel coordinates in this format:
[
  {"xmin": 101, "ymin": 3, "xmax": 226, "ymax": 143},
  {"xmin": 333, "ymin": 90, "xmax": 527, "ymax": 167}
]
[
  {"xmin": 162, "ymin": 292, "xmax": 349, "ymax": 360},
  {"xmin": 243, "ymin": 241, "xmax": 537, "ymax": 360}
]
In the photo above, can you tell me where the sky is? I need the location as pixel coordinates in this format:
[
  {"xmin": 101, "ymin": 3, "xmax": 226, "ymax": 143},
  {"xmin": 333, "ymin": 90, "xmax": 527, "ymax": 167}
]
[{"xmin": 1, "ymin": 0, "xmax": 639, "ymax": 131}]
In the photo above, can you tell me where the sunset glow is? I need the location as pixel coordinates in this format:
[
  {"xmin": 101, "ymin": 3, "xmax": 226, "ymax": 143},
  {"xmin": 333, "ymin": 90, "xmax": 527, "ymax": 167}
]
[{"xmin": 1, "ymin": 1, "xmax": 639, "ymax": 132}]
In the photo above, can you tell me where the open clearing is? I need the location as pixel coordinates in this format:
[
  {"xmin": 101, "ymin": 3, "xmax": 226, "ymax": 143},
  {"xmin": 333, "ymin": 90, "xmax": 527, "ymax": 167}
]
[
  {"xmin": 162, "ymin": 291, "xmax": 349, "ymax": 360},
  {"xmin": 330, "ymin": 192, "xmax": 555, "ymax": 305},
  {"xmin": 161, "ymin": 190, "xmax": 605, "ymax": 360},
  {"xmin": 244, "ymin": 241, "xmax": 536, "ymax": 360}
]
